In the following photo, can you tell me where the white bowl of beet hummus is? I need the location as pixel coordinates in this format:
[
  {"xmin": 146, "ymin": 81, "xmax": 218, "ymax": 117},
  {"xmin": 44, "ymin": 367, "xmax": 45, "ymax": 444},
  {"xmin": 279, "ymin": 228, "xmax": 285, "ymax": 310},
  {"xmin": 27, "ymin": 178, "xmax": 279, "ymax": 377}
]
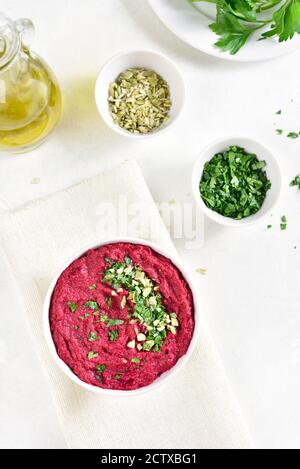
[{"xmin": 43, "ymin": 238, "xmax": 199, "ymax": 395}]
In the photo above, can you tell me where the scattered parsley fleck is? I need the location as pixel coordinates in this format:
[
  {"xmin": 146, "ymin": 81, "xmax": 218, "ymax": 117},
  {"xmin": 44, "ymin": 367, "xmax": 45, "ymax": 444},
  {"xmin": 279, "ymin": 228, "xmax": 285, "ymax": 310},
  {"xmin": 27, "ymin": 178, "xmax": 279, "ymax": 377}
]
[
  {"xmin": 67, "ymin": 302, "xmax": 77, "ymax": 313},
  {"xmin": 88, "ymin": 331, "xmax": 100, "ymax": 342},
  {"xmin": 115, "ymin": 374, "xmax": 122, "ymax": 380},
  {"xmin": 276, "ymin": 129, "xmax": 283, "ymax": 135},
  {"xmin": 106, "ymin": 319, "xmax": 124, "ymax": 327},
  {"xmin": 83, "ymin": 300, "xmax": 99, "ymax": 311},
  {"xmin": 267, "ymin": 225, "xmax": 272, "ymax": 229},
  {"xmin": 96, "ymin": 364, "xmax": 106, "ymax": 374},
  {"xmin": 276, "ymin": 110, "xmax": 282, "ymax": 115},
  {"xmin": 124, "ymin": 256, "xmax": 132, "ymax": 266},
  {"xmin": 108, "ymin": 329, "xmax": 119, "ymax": 341},
  {"xmin": 131, "ymin": 358, "xmax": 141, "ymax": 364},
  {"xmin": 287, "ymin": 132, "xmax": 299, "ymax": 139},
  {"xmin": 280, "ymin": 215, "xmax": 287, "ymax": 231},
  {"xmin": 79, "ymin": 313, "xmax": 91, "ymax": 320},
  {"xmin": 100, "ymin": 313, "xmax": 109, "ymax": 322},
  {"xmin": 290, "ymin": 175, "xmax": 300, "ymax": 189},
  {"xmin": 87, "ymin": 351, "xmax": 99, "ymax": 360}
]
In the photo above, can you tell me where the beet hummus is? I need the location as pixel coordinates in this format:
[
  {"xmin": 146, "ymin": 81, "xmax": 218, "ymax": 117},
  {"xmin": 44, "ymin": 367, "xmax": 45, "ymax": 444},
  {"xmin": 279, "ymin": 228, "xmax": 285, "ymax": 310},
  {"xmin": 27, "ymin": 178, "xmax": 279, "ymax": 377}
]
[{"xmin": 50, "ymin": 243, "xmax": 195, "ymax": 390}]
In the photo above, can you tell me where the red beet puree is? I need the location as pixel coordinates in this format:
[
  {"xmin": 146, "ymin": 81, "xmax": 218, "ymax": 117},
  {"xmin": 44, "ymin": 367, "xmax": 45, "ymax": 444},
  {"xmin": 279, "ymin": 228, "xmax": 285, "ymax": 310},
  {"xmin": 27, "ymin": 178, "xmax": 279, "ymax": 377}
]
[{"xmin": 49, "ymin": 243, "xmax": 195, "ymax": 390}]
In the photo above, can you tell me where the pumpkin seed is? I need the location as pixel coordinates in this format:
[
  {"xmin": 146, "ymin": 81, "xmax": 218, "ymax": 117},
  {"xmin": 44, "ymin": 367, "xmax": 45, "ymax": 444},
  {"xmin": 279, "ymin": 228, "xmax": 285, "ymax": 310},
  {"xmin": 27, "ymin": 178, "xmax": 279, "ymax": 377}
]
[{"xmin": 108, "ymin": 68, "xmax": 171, "ymax": 134}]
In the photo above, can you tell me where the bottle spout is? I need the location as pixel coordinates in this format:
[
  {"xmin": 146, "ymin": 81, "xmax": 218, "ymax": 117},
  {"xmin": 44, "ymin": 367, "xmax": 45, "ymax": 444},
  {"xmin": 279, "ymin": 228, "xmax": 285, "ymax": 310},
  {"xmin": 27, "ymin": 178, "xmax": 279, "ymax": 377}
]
[
  {"xmin": 15, "ymin": 18, "xmax": 34, "ymax": 51},
  {"xmin": 0, "ymin": 13, "xmax": 19, "ymax": 70}
]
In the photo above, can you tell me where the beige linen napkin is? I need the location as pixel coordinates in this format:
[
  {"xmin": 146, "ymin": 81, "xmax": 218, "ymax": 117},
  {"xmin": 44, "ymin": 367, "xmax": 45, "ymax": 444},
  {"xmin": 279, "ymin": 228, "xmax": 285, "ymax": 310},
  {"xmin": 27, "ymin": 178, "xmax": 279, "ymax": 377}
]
[{"xmin": 0, "ymin": 160, "xmax": 253, "ymax": 449}]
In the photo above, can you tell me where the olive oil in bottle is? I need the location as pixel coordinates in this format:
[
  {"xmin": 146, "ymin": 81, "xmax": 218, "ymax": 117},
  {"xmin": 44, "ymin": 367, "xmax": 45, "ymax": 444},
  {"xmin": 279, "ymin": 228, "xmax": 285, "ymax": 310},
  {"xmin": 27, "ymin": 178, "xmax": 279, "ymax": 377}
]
[{"xmin": 0, "ymin": 14, "xmax": 61, "ymax": 153}]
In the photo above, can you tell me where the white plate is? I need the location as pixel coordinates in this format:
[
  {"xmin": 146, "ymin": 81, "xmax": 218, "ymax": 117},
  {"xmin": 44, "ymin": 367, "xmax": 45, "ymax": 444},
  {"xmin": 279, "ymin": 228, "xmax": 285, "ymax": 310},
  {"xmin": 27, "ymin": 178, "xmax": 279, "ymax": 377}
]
[{"xmin": 148, "ymin": 0, "xmax": 300, "ymax": 62}]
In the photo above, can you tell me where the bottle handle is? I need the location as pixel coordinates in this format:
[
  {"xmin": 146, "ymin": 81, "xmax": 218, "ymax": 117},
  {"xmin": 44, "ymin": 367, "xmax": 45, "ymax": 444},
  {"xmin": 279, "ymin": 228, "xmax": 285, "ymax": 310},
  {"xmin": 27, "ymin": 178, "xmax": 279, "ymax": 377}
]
[{"xmin": 14, "ymin": 18, "xmax": 35, "ymax": 50}]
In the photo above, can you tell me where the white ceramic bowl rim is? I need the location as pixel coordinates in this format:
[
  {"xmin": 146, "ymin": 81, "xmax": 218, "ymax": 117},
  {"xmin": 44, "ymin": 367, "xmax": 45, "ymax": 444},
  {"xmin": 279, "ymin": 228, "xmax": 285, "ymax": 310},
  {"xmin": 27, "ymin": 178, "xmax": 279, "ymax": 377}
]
[
  {"xmin": 43, "ymin": 237, "xmax": 200, "ymax": 397},
  {"xmin": 95, "ymin": 48, "xmax": 186, "ymax": 139},
  {"xmin": 192, "ymin": 136, "xmax": 282, "ymax": 227}
]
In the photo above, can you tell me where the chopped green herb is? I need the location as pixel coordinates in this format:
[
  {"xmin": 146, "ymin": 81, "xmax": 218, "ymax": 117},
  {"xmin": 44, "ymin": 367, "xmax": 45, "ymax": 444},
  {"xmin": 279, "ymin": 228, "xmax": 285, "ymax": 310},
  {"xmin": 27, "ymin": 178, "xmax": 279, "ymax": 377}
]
[
  {"xmin": 89, "ymin": 284, "xmax": 97, "ymax": 290},
  {"xmin": 100, "ymin": 313, "xmax": 109, "ymax": 322},
  {"xmin": 124, "ymin": 256, "xmax": 132, "ymax": 266},
  {"xmin": 87, "ymin": 351, "xmax": 99, "ymax": 360},
  {"xmin": 276, "ymin": 129, "xmax": 283, "ymax": 135},
  {"xmin": 281, "ymin": 215, "xmax": 287, "ymax": 231},
  {"xmin": 276, "ymin": 110, "xmax": 282, "ymax": 115},
  {"xmin": 131, "ymin": 358, "xmax": 141, "ymax": 364},
  {"xmin": 96, "ymin": 364, "xmax": 106, "ymax": 374},
  {"xmin": 83, "ymin": 300, "xmax": 99, "ymax": 311},
  {"xmin": 103, "ymin": 260, "xmax": 180, "ymax": 352},
  {"xmin": 108, "ymin": 329, "xmax": 119, "ymax": 341},
  {"xmin": 67, "ymin": 302, "xmax": 78, "ymax": 313},
  {"xmin": 287, "ymin": 132, "xmax": 299, "ymax": 139},
  {"xmin": 199, "ymin": 146, "xmax": 272, "ymax": 220},
  {"xmin": 195, "ymin": 0, "xmax": 300, "ymax": 55},
  {"xmin": 88, "ymin": 331, "xmax": 100, "ymax": 342},
  {"xmin": 115, "ymin": 374, "xmax": 122, "ymax": 380},
  {"xmin": 290, "ymin": 175, "xmax": 300, "ymax": 189},
  {"xmin": 267, "ymin": 225, "xmax": 272, "ymax": 229},
  {"xmin": 79, "ymin": 313, "xmax": 91, "ymax": 320},
  {"xmin": 106, "ymin": 319, "xmax": 124, "ymax": 327}
]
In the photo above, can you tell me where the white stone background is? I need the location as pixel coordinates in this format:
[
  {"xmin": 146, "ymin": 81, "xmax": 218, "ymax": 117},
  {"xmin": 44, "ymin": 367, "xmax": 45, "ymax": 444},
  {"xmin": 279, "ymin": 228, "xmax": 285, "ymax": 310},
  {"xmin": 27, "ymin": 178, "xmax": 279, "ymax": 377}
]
[{"xmin": 1, "ymin": 0, "xmax": 300, "ymax": 449}]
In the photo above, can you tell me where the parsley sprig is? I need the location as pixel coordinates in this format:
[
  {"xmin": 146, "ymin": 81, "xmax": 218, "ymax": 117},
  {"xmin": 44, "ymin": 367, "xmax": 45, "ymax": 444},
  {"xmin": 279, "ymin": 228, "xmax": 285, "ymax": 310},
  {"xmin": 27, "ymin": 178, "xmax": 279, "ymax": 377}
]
[{"xmin": 191, "ymin": 0, "xmax": 300, "ymax": 55}]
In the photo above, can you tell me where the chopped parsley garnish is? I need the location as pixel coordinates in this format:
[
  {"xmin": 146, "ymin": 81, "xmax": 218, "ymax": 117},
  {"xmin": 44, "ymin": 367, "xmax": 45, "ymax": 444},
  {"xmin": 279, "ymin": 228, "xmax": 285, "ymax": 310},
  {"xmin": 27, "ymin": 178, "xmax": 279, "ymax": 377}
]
[
  {"xmin": 287, "ymin": 132, "xmax": 299, "ymax": 139},
  {"xmin": 105, "ymin": 257, "xmax": 114, "ymax": 265},
  {"xmin": 79, "ymin": 313, "xmax": 91, "ymax": 320},
  {"xmin": 83, "ymin": 300, "xmax": 99, "ymax": 311},
  {"xmin": 281, "ymin": 215, "xmax": 287, "ymax": 231},
  {"xmin": 290, "ymin": 175, "xmax": 300, "ymax": 189},
  {"xmin": 88, "ymin": 331, "xmax": 100, "ymax": 342},
  {"xmin": 199, "ymin": 146, "xmax": 272, "ymax": 220},
  {"xmin": 96, "ymin": 364, "xmax": 106, "ymax": 374},
  {"xmin": 276, "ymin": 110, "xmax": 282, "ymax": 115},
  {"xmin": 124, "ymin": 256, "xmax": 132, "ymax": 266},
  {"xmin": 100, "ymin": 313, "xmax": 109, "ymax": 322},
  {"xmin": 67, "ymin": 302, "xmax": 78, "ymax": 313},
  {"xmin": 108, "ymin": 329, "xmax": 119, "ymax": 341},
  {"xmin": 276, "ymin": 129, "xmax": 283, "ymax": 135},
  {"xmin": 131, "ymin": 357, "xmax": 141, "ymax": 364},
  {"xmin": 87, "ymin": 351, "xmax": 99, "ymax": 360},
  {"xmin": 106, "ymin": 319, "xmax": 124, "ymax": 327},
  {"xmin": 103, "ymin": 257, "xmax": 179, "ymax": 352},
  {"xmin": 115, "ymin": 374, "xmax": 122, "ymax": 380}
]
